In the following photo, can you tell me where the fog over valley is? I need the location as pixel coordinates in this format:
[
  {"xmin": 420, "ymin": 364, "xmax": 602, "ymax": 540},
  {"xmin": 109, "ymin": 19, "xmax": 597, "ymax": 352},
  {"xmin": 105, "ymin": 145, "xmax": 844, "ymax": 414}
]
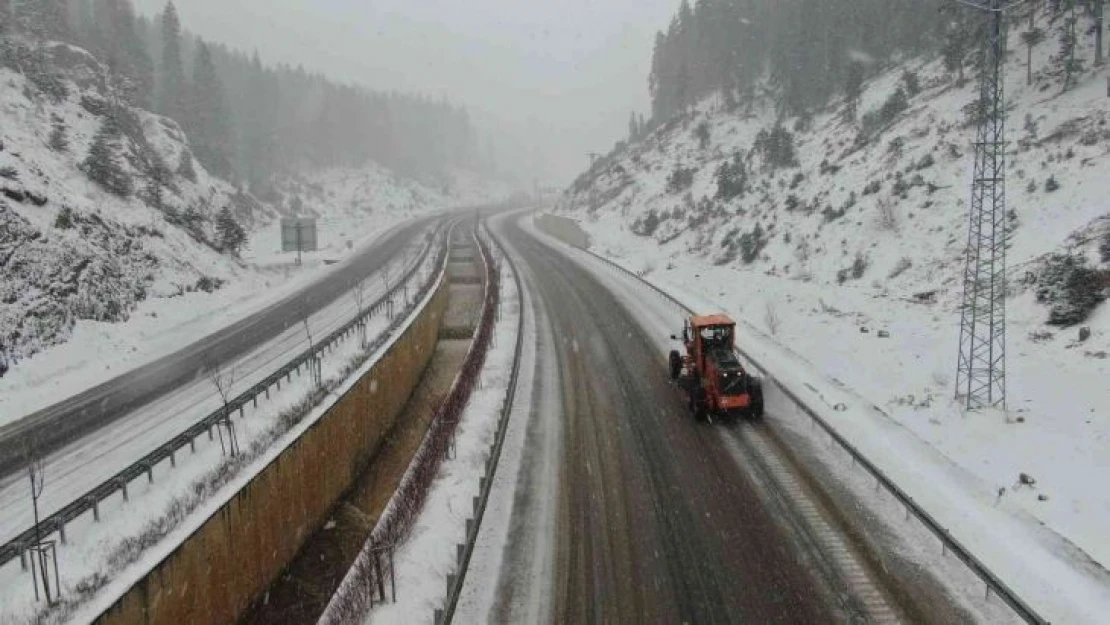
[{"xmin": 132, "ymin": 0, "xmax": 679, "ymax": 186}]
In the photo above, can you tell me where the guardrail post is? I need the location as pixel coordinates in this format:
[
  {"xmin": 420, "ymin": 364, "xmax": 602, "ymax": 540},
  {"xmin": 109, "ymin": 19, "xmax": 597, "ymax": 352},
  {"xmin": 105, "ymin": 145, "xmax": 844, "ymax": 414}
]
[
  {"xmin": 58, "ymin": 522, "xmax": 66, "ymax": 545},
  {"xmin": 457, "ymin": 543, "xmax": 465, "ymax": 567},
  {"xmin": 170, "ymin": 449, "xmax": 176, "ymax": 468},
  {"xmin": 434, "ymin": 609, "xmax": 443, "ymax": 625},
  {"xmin": 120, "ymin": 481, "xmax": 129, "ymax": 502},
  {"xmin": 19, "ymin": 547, "xmax": 27, "ymax": 572},
  {"xmin": 147, "ymin": 465, "xmax": 154, "ymax": 484},
  {"xmin": 390, "ymin": 547, "xmax": 397, "ymax": 603},
  {"xmin": 190, "ymin": 436, "xmax": 197, "ymax": 453},
  {"xmin": 375, "ymin": 550, "xmax": 386, "ymax": 603},
  {"xmin": 92, "ymin": 499, "xmax": 100, "ymax": 522}
]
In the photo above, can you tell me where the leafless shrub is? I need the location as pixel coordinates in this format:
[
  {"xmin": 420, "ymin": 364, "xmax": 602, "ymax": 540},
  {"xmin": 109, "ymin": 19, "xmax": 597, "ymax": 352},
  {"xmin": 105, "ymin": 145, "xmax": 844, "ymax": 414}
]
[
  {"xmin": 354, "ymin": 278, "xmax": 368, "ymax": 347},
  {"xmin": 320, "ymin": 236, "xmax": 504, "ymax": 625},
  {"xmin": 888, "ymin": 257, "xmax": 913, "ymax": 280},
  {"xmin": 205, "ymin": 357, "xmax": 240, "ymax": 457},
  {"xmin": 1028, "ymin": 330, "xmax": 1054, "ymax": 343},
  {"xmin": 764, "ymin": 301, "xmax": 781, "ymax": 336},
  {"xmin": 876, "ymin": 197, "xmax": 900, "ymax": 232}
]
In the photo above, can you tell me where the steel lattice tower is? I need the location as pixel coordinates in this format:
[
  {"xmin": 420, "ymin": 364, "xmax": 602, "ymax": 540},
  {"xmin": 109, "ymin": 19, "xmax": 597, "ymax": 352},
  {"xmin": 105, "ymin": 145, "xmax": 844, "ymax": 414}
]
[{"xmin": 956, "ymin": 0, "xmax": 1009, "ymax": 410}]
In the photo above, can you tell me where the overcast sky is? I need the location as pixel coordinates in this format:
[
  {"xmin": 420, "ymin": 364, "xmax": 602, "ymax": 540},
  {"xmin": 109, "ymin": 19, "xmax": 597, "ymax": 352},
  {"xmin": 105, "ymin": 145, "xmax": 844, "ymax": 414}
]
[{"xmin": 132, "ymin": 0, "xmax": 678, "ymax": 186}]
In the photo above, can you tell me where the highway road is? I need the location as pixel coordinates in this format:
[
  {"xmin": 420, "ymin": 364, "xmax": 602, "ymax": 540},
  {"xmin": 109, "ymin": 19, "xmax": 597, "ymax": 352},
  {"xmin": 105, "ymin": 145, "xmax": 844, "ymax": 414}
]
[
  {"xmin": 483, "ymin": 216, "xmax": 845, "ymax": 623},
  {"xmin": 0, "ymin": 215, "xmax": 440, "ymax": 479}
]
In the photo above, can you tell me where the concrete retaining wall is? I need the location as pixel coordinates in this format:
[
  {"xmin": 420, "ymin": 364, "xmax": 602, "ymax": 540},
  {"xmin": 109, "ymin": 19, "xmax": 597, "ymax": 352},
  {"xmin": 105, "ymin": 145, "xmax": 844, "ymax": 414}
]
[
  {"xmin": 95, "ymin": 279, "xmax": 449, "ymax": 625},
  {"xmin": 535, "ymin": 213, "xmax": 589, "ymax": 249}
]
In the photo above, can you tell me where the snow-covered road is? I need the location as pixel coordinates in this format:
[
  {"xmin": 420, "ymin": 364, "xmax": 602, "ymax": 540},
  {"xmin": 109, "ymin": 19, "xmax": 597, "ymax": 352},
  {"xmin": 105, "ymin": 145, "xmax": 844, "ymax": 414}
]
[
  {"xmin": 0, "ymin": 223, "xmax": 440, "ymax": 550},
  {"xmin": 536, "ymin": 219, "xmax": 1110, "ymax": 624}
]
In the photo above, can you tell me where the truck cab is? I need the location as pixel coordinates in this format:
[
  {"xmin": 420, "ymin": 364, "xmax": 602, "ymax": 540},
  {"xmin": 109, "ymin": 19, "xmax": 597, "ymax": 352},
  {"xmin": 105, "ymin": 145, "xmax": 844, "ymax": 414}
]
[{"xmin": 671, "ymin": 314, "xmax": 763, "ymax": 420}]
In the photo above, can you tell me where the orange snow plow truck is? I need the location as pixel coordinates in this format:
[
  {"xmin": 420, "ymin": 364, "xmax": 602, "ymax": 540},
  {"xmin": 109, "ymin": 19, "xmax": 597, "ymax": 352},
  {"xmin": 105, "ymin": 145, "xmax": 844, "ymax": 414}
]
[{"xmin": 669, "ymin": 314, "xmax": 764, "ymax": 421}]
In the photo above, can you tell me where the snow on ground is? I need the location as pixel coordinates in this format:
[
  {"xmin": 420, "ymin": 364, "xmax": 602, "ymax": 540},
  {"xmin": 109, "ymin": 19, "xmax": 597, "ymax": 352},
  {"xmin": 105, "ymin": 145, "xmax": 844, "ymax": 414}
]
[
  {"xmin": 243, "ymin": 164, "xmax": 503, "ymax": 269},
  {"xmin": 454, "ymin": 212, "xmax": 560, "ymax": 625},
  {"xmin": 1, "ymin": 41, "xmax": 507, "ymax": 426},
  {"xmin": 0, "ymin": 235, "xmax": 438, "ymax": 548},
  {"xmin": 559, "ymin": 10, "xmax": 1110, "ymax": 606},
  {"xmin": 526, "ymin": 216, "xmax": 1110, "ymax": 624},
  {"xmin": 368, "ymin": 243, "xmax": 521, "ymax": 624},
  {"xmin": 0, "ymin": 221, "xmax": 413, "ymax": 426},
  {"xmin": 0, "ymin": 160, "xmax": 490, "ymax": 426},
  {"xmin": 0, "ymin": 241, "xmax": 448, "ymax": 624}
]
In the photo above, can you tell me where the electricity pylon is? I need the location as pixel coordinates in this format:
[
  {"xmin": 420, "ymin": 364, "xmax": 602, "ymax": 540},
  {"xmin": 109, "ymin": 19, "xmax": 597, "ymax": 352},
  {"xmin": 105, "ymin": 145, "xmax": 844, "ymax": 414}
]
[{"xmin": 955, "ymin": 0, "xmax": 1015, "ymax": 409}]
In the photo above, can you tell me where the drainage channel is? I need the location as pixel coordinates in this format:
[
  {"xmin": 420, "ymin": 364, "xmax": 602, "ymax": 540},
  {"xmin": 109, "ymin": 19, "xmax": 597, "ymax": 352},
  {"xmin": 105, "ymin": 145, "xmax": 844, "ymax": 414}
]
[{"xmin": 240, "ymin": 226, "xmax": 485, "ymax": 625}]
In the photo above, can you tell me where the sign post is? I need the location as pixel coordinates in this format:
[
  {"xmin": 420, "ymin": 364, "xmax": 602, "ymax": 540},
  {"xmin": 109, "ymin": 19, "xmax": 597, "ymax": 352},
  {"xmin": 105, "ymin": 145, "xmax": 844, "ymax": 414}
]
[{"xmin": 281, "ymin": 218, "xmax": 318, "ymax": 265}]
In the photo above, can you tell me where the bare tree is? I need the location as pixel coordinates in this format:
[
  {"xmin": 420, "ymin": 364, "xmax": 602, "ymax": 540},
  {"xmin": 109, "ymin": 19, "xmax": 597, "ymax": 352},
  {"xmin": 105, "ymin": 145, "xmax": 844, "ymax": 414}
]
[
  {"xmin": 764, "ymin": 301, "xmax": 781, "ymax": 337},
  {"xmin": 23, "ymin": 436, "xmax": 59, "ymax": 604},
  {"xmin": 876, "ymin": 197, "xmax": 900, "ymax": 233},
  {"xmin": 381, "ymin": 261, "xmax": 392, "ymax": 293},
  {"xmin": 205, "ymin": 357, "xmax": 240, "ymax": 457},
  {"xmin": 354, "ymin": 278, "xmax": 368, "ymax": 348},
  {"xmin": 301, "ymin": 310, "xmax": 322, "ymax": 390}
]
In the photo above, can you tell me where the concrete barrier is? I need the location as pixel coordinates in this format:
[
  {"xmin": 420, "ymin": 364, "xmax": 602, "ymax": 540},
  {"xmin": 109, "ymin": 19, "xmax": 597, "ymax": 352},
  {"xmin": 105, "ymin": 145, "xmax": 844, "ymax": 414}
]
[
  {"xmin": 95, "ymin": 279, "xmax": 449, "ymax": 625},
  {"xmin": 534, "ymin": 213, "xmax": 589, "ymax": 249}
]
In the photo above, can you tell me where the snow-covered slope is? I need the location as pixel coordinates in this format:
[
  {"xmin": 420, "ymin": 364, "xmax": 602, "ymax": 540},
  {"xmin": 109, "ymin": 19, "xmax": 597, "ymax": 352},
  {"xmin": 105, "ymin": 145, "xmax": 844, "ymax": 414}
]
[
  {"xmin": 0, "ymin": 41, "xmax": 279, "ymax": 364},
  {"xmin": 561, "ymin": 23, "xmax": 1110, "ymax": 574},
  {"xmin": 245, "ymin": 165, "xmax": 507, "ymax": 267},
  {"xmin": 0, "ymin": 38, "xmax": 504, "ymax": 419}
]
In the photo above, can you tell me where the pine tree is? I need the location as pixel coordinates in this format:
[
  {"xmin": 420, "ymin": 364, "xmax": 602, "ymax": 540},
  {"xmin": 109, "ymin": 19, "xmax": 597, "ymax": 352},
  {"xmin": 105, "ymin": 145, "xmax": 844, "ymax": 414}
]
[
  {"xmin": 10, "ymin": 0, "xmax": 70, "ymax": 40},
  {"xmin": 942, "ymin": 15, "xmax": 972, "ymax": 85},
  {"xmin": 83, "ymin": 115, "xmax": 132, "ymax": 197},
  {"xmin": 1022, "ymin": 2, "xmax": 1047, "ymax": 85},
  {"xmin": 0, "ymin": 1, "xmax": 13, "ymax": 38},
  {"xmin": 103, "ymin": 0, "xmax": 155, "ymax": 107},
  {"xmin": 177, "ymin": 150, "xmax": 197, "ymax": 182},
  {"xmin": 159, "ymin": 2, "xmax": 187, "ymax": 121},
  {"xmin": 1058, "ymin": 0, "xmax": 1084, "ymax": 91},
  {"xmin": 215, "ymin": 207, "xmax": 246, "ymax": 255},
  {"xmin": 49, "ymin": 121, "xmax": 68, "ymax": 152},
  {"xmin": 189, "ymin": 42, "xmax": 233, "ymax": 178},
  {"xmin": 1092, "ymin": 0, "xmax": 1105, "ymax": 66},
  {"xmin": 844, "ymin": 61, "xmax": 864, "ymax": 122},
  {"xmin": 675, "ymin": 63, "xmax": 691, "ymax": 115}
]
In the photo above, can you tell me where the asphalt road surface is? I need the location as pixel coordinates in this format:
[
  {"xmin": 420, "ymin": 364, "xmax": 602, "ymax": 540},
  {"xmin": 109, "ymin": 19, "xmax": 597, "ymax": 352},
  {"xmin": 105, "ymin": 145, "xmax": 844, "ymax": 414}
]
[
  {"xmin": 493, "ymin": 217, "xmax": 842, "ymax": 623},
  {"xmin": 0, "ymin": 216, "xmax": 440, "ymax": 479}
]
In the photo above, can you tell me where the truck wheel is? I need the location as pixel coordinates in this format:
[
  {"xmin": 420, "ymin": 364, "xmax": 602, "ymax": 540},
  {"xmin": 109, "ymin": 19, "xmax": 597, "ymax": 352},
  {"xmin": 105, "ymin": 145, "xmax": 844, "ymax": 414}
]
[
  {"xmin": 669, "ymin": 350, "xmax": 682, "ymax": 380},
  {"xmin": 749, "ymin": 379, "xmax": 765, "ymax": 420},
  {"xmin": 689, "ymin": 388, "xmax": 707, "ymax": 421}
]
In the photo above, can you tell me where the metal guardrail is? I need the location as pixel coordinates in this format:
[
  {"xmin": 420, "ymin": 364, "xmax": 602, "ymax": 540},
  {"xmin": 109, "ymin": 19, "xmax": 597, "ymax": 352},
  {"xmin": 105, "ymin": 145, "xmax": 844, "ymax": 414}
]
[
  {"xmin": 576, "ymin": 245, "xmax": 1048, "ymax": 625},
  {"xmin": 0, "ymin": 222, "xmax": 452, "ymax": 569},
  {"xmin": 439, "ymin": 221, "xmax": 528, "ymax": 624}
]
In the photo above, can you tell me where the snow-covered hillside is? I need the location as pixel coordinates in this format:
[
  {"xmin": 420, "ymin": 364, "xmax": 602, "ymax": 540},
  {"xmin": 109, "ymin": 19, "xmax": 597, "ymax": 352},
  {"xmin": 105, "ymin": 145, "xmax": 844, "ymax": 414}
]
[
  {"xmin": 245, "ymin": 165, "xmax": 507, "ymax": 268},
  {"xmin": 562, "ymin": 20, "xmax": 1110, "ymax": 574},
  {"xmin": 0, "ymin": 38, "xmax": 504, "ymax": 418},
  {"xmin": 0, "ymin": 41, "xmax": 281, "ymax": 363}
]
